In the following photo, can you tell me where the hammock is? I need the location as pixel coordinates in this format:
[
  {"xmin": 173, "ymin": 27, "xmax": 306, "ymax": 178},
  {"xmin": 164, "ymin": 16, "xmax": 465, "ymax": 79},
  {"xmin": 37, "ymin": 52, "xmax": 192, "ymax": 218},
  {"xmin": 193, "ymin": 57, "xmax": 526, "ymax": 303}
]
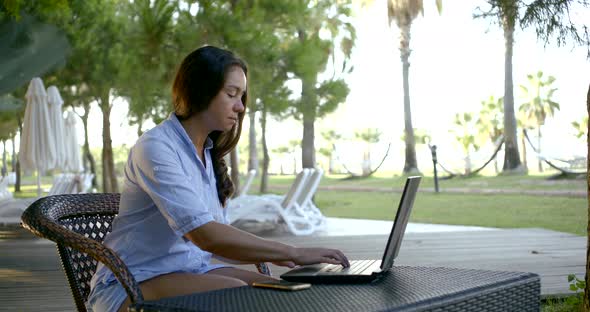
[
  {"xmin": 523, "ymin": 129, "xmax": 586, "ymax": 175},
  {"xmin": 332, "ymin": 143, "xmax": 391, "ymax": 178},
  {"xmin": 435, "ymin": 136, "xmax": 505, "ymax": 178}
]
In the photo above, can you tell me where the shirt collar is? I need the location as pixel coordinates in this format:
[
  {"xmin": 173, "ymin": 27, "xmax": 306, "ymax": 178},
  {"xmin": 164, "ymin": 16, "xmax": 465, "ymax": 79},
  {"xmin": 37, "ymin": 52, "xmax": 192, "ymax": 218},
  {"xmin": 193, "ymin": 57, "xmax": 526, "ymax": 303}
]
[{"xmin": 168, "ymin": 112, "xmax": 214, "ymax": 151}]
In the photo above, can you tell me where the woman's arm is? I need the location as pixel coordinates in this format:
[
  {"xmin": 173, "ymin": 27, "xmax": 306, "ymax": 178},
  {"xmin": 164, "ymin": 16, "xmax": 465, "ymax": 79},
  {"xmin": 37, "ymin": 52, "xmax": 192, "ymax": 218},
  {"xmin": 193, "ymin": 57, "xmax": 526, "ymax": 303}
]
[
  {"xmin": 185, "ymin": 221, "xmax": 349, "ymax": 267},
  {"xmin": 212, "ymin": 254, "xmax": 248, "ymax": 265}
]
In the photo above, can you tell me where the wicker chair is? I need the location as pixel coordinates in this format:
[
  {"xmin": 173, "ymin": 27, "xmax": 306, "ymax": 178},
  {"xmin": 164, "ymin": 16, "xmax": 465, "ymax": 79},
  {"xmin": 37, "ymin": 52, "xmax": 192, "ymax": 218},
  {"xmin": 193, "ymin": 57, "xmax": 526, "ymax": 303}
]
[{"xmin": 20, "ymin": 193, "xmax": 271, "ymax": 312}]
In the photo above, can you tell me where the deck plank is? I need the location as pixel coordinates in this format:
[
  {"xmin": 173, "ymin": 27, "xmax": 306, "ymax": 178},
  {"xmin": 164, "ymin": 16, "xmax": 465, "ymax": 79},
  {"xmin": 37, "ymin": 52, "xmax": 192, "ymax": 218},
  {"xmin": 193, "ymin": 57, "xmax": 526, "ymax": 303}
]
[{"xmin": 0, "ymin": 228, "xmax": 584, "ymax": 311}]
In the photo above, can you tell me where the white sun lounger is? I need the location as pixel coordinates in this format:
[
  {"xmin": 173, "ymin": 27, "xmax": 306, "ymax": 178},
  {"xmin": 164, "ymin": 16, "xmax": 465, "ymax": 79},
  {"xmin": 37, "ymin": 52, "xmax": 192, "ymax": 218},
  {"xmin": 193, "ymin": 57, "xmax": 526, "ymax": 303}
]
[
  {"xmin": 0, "ymin": 173, "xmax": 95, "ymax": 224},
  {"xmin": 228, "ymin": 169, "xmax": 319, "ymax": 235}
]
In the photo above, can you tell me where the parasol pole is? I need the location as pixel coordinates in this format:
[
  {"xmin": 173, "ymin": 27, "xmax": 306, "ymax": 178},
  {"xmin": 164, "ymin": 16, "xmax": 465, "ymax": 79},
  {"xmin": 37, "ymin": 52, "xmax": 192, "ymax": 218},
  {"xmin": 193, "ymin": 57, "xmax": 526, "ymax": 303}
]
[{"xmin": 36, "ymin": 168, "xmax": 41, "ymax": 196}]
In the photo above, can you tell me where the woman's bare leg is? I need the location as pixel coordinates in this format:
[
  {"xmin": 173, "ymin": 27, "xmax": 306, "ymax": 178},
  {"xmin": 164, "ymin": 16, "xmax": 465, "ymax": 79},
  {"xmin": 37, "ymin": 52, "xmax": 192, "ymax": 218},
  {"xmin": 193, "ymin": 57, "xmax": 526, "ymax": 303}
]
[
  {"xmin": 206, "ymin": 267, "xmax": 279, "ymax": 285},
  {"xmin": 117, "ymin": 272, "xmax": 247, "ymax": 312}
]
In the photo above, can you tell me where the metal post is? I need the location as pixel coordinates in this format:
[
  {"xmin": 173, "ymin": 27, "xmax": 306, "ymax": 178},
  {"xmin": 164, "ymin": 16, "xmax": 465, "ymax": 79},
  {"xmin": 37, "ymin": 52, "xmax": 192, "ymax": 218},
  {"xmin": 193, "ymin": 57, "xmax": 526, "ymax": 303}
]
[{"xmin": 430, "ymin": 145, "xmax": 440, "ymax": 193}]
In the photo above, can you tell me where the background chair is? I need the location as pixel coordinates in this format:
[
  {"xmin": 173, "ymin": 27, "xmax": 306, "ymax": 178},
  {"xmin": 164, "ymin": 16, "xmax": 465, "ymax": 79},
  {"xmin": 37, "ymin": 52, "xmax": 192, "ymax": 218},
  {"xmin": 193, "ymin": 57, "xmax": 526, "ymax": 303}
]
[
  {"xmin": 228, "ymin": 169, "xmax": 318, "ymax": 235},
  {"xmin": 20, "ymin": 193, "xmax": 271, "ymax": 312},
  {"xmin": 238, "ymin": 169, "xmax": 256, "ymax": 197},
  {"xmin": 0, "ymin": 173, "xmax": 95, "ymax": 223},
  {"xmin": 294, "ymin": 168, "xmax": 326, "ymax": 229},
  {"xmin": 230, "ymin": 168, "xmax": 327, "ymax": 233},
  {"xmin": 0, "ymin": 176, "xmax": 12, "ymax": 201}
]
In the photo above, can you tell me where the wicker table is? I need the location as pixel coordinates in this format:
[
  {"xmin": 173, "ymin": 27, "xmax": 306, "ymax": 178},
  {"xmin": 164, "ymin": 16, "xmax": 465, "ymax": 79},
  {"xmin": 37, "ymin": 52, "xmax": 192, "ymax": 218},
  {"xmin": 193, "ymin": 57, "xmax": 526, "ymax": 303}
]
[{"xmin": 132, "ymin": 266, "xmax": 540, "ymax": 312}]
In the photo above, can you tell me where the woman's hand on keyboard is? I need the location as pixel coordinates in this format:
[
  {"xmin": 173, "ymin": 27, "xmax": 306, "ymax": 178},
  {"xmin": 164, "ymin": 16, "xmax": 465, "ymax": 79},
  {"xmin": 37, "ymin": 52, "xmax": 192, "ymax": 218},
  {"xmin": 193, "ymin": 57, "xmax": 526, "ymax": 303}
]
[{"xmin": 291, "ymin": 247, "xmax": 350, "ymax": 267}]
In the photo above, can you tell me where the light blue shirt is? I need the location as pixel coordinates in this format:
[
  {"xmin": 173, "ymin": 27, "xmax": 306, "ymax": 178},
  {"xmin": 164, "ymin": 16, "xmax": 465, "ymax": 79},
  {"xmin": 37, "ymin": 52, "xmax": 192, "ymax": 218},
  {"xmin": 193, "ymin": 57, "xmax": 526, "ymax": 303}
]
[{"xmin": 89, "ymin": 113, "xmax": 228, "ymax": 307}]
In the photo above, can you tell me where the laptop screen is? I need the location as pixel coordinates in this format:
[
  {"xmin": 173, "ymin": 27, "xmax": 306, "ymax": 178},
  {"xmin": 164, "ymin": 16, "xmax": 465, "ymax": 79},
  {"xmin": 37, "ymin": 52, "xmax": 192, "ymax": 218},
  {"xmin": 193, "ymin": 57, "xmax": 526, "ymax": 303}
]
[{"xmin": 379, "ymin": 176, "xmax": 421, "ymax": 270}]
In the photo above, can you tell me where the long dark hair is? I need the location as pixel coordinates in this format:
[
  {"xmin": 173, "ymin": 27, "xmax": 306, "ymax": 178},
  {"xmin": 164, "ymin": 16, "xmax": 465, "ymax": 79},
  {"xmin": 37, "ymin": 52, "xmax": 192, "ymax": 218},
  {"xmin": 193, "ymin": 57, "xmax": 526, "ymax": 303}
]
[{"xmin": 172, "ymin": 45, "xmax": 248, "ymax": 207}]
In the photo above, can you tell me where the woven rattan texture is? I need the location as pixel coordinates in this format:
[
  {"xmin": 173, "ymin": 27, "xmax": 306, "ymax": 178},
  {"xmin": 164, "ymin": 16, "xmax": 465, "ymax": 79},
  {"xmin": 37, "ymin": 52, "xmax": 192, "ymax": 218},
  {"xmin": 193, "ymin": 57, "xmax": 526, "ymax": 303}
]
[
  {"xmin": 20, "ymin": 193, "xmax": 144, "ymax": 312},
  {"xmin": 60, "ymin": 215, "xmax": 113, "ymax": 301},
  {"xmin": 140, "ymin": 266, "xmax": 540, "ymax": 312},
  {"xmin": 21, "ymin": 193, "xmax": 272, "ymax": 312}
]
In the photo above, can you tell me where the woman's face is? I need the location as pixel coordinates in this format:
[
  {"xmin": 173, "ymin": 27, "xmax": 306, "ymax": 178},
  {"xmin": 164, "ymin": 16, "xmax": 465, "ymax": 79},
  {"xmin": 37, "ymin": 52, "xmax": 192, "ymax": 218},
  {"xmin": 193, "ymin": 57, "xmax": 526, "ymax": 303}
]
[{"xmin": 202, "ymin": 66, "xmax": 246, "ymax": 132}]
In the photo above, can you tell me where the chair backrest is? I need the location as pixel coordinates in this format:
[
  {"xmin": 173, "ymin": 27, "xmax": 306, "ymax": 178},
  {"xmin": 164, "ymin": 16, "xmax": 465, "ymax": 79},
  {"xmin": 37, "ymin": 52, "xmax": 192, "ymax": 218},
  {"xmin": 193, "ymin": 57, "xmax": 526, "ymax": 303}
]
[
  {"xmin": 296, "ymin": 168, "xmax": 324, "ymax": 206},
  {"xmin": 20, "ymin": 193, "xmax": 143, "ymax": 312},
  {"xmin": 79, "ymin": 173, "xmax": 95, "ymax": 193},
  {"xmin": 281, "ymin": 169, "xmax": 310, "ymax": 208},
  {"xmin": 7, "ymin": 172, "xmax": 16, "ymax": 185},
  {"xmin": 0, "ymin": 176, "xmax": 12, "ymax": 200},
  {"xmin": 47, "ymin": 174, "xmax": 67, "ymax": 196},
  {"xmin": 239, "ymin": 169, "xmax": 257, "ymax": 196}
]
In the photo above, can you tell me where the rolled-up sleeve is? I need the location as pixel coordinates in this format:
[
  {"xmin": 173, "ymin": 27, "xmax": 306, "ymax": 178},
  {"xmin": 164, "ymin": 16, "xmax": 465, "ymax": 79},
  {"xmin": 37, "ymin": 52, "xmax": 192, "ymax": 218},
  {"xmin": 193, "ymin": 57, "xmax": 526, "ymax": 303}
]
[{"xmin": 131, "ymin": 137, "xmax": 214, "ymax": 236}]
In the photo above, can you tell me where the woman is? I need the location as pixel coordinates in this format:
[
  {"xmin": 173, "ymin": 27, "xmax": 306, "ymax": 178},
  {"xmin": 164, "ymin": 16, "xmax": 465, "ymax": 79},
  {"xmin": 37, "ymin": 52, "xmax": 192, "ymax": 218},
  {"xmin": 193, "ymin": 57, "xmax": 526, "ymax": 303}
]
[{"xmin": 88, "ymin": 45, "xmax": 349, "ymax": 312}]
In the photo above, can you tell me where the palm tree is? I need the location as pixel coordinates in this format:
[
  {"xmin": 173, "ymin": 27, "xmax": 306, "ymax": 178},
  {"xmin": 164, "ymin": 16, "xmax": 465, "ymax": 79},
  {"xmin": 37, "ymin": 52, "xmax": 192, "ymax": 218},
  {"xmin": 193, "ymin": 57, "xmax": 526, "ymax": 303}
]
[
  {"xmin": 0, "ymin": 118, "xmax": 18, "ymax": 177},
  {"xmin": 572, "ymin": 116, "xmax": 588, "ymax": 140},
  {"xmin": 247, "ymin": 110, "xmax": 258, "ymax": 172},
  {"xmin": 0, "ymin": 94, "xmax": 24, "ymax": 191},
  {"xmin": 282, "ymin": 0, "xmax": 355, "ymax": 171},
  {"xmin": 321, "ymin": 130, "xmax": 343, "ymax": 174},
  {"xmin": 385, "ymin": 0, "xmax": 441, "ymax": 174},
  {"xmin": 450, "ymin": 112, "xmax": 480, "ymax": 175},
  {"xmin": 474, "ymin": 1, "xmax": 523, "ymax": 173},
  {"xmin": 477, "ymin": 96, "xmax": 504, "ymax": 173},
  {"xmin": 273, "ymin": 140, "xmax": 301, "ymax": 175},
  {"xmin": 355, "ymin": 128, "xmax": 382, "ymax": 175},
  {"xmin": 518, "ymin": 71, "xmax": 560, "ymax": 172}
]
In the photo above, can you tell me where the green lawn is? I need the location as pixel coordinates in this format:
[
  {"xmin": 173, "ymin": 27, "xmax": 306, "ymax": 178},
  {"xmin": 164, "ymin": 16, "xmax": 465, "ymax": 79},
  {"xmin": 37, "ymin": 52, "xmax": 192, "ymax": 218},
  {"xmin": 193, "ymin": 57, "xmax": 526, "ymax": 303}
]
[
  {"xmin": 249, "ymin": 173, "xmax": 587, "ymax": 236},
  {"xmin": 316, "ymin": 191, "xmax": 586, "ymax": 236},
  {"xmin": 260, "ymin": 172, "xmax": 586, "ymax": 191},
  {"xmin": 327, "ymin": 173, "xmax": 586, "ymax": 191},
  {"xmin": 10, "ymin": 173, "xmax": 588, "ymax": 236}
]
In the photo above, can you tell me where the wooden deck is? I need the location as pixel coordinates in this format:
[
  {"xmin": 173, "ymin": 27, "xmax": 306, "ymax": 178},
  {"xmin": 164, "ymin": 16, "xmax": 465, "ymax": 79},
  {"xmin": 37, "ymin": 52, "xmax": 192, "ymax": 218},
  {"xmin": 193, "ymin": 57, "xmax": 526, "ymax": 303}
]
[{"xmin": 0, "ymin": 227, "xmax": 585, "ymax": 311}]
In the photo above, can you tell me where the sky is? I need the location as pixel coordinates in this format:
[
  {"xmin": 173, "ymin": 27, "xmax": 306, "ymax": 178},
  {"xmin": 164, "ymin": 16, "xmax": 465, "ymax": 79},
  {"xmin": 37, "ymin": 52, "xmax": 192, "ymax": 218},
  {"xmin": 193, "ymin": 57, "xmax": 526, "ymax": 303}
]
[
  {"xmin": 8, "ymin": 0, "xmax": 589, "ymax": 175},
  {"xmin": 307, "ymin": 0, "xmax": 590, "ymax": 173}
]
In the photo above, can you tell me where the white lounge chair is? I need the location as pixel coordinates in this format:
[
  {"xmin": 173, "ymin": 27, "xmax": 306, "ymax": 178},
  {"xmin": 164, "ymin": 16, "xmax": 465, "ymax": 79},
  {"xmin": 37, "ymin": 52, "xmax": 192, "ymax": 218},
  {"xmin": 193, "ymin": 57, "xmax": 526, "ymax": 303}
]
[
  {"xmin": 0, "ymin": 173, "xmax": 94, "ymax": 224},
  {"xmin": 0, "ymin": 176, "xmax": 12, "ymax": 200},
  {"xmin": 294, "ymin": 168, "xmax": 326, "ymax": 229},
  {"xmin": 238, "ymin": 169, "xmax": 256, "ymax": 196},
  {"xmin": 228, "ymin": 169, "xmax": 317, "ymax": 235},
  {"xmin": 246, "ymin": 168, "xmax": 326, "ymax": 227}
]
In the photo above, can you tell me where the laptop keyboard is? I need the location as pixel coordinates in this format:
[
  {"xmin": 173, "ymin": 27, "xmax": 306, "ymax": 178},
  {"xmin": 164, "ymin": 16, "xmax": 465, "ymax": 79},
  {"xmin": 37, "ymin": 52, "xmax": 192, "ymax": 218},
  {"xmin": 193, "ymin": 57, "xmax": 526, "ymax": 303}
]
[{"xmin": 321, "ymin": 260, "xmax": 377, "ymax": 275}]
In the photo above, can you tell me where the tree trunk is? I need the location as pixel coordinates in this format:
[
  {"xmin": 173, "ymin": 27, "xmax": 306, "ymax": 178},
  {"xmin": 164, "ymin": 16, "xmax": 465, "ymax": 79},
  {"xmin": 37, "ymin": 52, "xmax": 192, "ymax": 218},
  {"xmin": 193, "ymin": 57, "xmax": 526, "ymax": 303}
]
[
  {"xmin": 328, "ymin": 152, "xmax": 334, "ymax": 174},
  {"xmin": 301, "ymin": 77, "xmax": 316, "ymax": 169},
  {"xmin": 230, "ymin": 148, "xmax": 240, "ymax": 193},
  {"xmin": 464, "ymin": 153, "xmax": 472, "ymax": 175},
  {"xmin": 100, "ymin": 91, "xmax": 118, "ymax": 193},
  {"xmin": 501, "ymin": 17, "xmax": 523, "ymax": 172},
  {"xmin": 248, "ymin": 109, "xmax": 258, "ymax": 171},
  {"xmin": 399, "ymin": 23, "xmax": 419, "ymax": 174},
  {"xmin": 362, "ymin": 150, "xmax": 371, "ymax": 176},
  {"xmin": 80, "ymin": 104, "xmax": 97, "ymax": 189},
  {"xmin": 521, "ymin": 129, "xmax": 528, "ymax": 172},
  {"xmin": 494, "ymin": 157, "xmax": 499, "ymax": 174},
  {"xmin": 15, "ymin": 158, "xmax": 20, "ymax": 193},
  {"xmin": 537, "ymin": 127, "xmax": 543, "ymax": 172},
  {"xmin": 584, "ymin": 82, "xmax": 589, "ymax": 312},
  {"xmin": 260, "ymin": 108, "xmax": 269, "ymax": 193},
  {"xmin": 137, "ymin": 117, "xmax": 144, "ymax": 138},
  {"xmin": 11, "ymin": 134, "xmax": 16, "ymax": 171},
  {"xmin": 1, "ymin": 140, "xmax": 6, "ymax": 176}
]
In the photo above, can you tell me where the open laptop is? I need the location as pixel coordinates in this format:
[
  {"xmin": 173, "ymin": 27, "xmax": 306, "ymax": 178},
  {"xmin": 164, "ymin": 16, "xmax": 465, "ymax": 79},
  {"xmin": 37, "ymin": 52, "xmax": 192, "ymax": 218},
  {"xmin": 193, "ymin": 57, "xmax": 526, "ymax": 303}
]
[{"xmin": 280, "ymin": 176, "xmax": 421, "ymax": 283}]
